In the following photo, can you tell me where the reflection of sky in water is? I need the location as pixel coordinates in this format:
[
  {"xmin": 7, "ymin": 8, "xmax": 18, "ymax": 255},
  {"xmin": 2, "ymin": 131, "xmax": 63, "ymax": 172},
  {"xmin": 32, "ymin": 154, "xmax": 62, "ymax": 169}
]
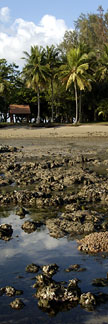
[{"xmin": 1, "ymin": 211, "xmax": 108, "ymax": 324}]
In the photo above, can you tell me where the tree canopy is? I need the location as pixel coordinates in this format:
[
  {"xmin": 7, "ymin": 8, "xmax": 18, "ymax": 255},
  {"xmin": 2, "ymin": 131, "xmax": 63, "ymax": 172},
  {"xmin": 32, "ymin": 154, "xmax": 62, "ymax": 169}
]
[{"xmin": 1, "ymin": 6, "xmax": 108, "ymax": 124}]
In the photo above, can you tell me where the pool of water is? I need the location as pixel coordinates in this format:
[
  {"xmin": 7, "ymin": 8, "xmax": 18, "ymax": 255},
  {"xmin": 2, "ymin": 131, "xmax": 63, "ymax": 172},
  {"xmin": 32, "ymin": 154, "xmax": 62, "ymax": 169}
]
[{"xmin": 0, "ymin": 208, "xmax": 108, "ymax": 324}]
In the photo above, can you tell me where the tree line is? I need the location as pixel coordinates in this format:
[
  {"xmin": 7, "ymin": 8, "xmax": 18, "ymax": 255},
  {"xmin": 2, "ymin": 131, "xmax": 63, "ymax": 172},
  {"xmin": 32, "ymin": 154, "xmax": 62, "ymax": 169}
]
[{"xmin": 0, "ymin": 5, "xmax": 108, "ymax": 124}]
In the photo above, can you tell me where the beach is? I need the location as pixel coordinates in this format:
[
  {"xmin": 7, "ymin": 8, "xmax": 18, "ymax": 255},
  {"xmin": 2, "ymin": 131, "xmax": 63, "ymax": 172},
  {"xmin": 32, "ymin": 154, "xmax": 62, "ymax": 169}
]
[{"xmin": 0, "ymin": 124, "xmax": 108, "ymax": 140}]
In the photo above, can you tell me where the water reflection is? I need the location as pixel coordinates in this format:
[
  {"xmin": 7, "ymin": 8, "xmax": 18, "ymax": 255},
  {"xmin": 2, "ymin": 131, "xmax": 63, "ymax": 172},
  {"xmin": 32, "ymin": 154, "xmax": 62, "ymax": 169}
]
[{"xmin": 0, "ymin": 209, "xmax": 108, "ymax": 323}]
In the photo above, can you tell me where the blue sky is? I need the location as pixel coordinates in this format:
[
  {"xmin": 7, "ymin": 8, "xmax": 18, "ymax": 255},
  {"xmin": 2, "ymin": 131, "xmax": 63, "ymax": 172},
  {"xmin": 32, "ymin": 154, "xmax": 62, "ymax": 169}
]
[
  {"xmin": 0, "ymin": 0, "xmax": 108, "ymax": 67},
  {"xmin": 1, "ymin": 0, "xmax": 108, "ymax": 28}
]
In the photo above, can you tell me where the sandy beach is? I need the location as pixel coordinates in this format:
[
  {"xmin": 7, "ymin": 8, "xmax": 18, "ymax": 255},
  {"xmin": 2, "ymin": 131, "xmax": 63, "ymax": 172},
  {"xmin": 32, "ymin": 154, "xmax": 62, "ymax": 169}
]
[{"xmin": 0, "ymin": 124, "xmax": 108, "ymax": 139}]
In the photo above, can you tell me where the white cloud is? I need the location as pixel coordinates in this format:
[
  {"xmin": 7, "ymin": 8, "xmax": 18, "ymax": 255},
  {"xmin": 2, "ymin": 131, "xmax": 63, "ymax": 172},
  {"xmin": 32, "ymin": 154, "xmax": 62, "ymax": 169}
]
[
  {"xmin": 0, "ymin": 7, "xmax": 10, "ymax": 23},
  {"xmin": 0, "ymin": 7, "xmax": 69, "ymax": 68}
]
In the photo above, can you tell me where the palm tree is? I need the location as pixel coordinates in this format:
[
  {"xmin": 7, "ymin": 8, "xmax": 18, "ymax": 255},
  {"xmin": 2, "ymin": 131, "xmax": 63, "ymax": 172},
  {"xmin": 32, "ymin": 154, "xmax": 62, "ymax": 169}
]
[
  {"xmin": 22, "ymin": 46, "xmax": 47, "ymax": 123},
  {"xmin": 60, "ymin": 47, "xmax": 92, "ymax": 123},
  {"xmin": 45, "ymin": 45, "xmax": 60, "ymax": 122},
  {"xmin": 96, "ymin": 44, "xmax": 108, "ymax": 80},
  {"xmin": 0, "ymin": 59, "xmax": 20, "ymax": 121},
  {"xmin": 95, "ymin": 44, "xmax": 108, "ymax": 120}
]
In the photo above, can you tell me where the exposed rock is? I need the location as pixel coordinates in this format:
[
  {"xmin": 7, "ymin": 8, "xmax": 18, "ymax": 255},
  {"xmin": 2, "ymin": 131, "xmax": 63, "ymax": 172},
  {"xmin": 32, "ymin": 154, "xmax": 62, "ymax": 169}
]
[
  {"xmin": 25, "ymin": 263, "xmax": 40, "ymax": 273},
  {"xmin": 34, "ymin": 275, "xmax": 81, "ymax": 310},
  {"xmin": 16, "ymin": 207, "xmax": 28, "ymax": 217},
  {"xmin": 92, "ymin": 277, "xmax": 108, "ymax": 286},
  {"xmin": 46, "ymin": 210, "xmax": 104, "ymax": 239},
  {"xmin": 0, "ymin": 224, "xmax": 13, "ymax": 240},
  {"xmin": 65, "ymin": 264, "xmax": 86, "ymax": 272},
  {"xmin": 21, "ymin": 220, "xmax": 43, "ymax": 233},
  {"xmin": 42, "ymin": 264, "xmax": 59, "ymax": 276},
  {"xmin": 77, "ymin": 231, "xmax": 108, "ymax": 253},
  {"xmin": 0, "ymin": 145, "xmax": 18, "ymax": 153},
  {"xmin": 79, "ymin": 292, "xmax": 96, "ymax": 308},
  {"xmin": 0, "ymin": 286, "xmax": 23, "ymax": 297},
  {"xmin": 5, "ymin": 286, "xmax": 16, "ymax": 296},
  {"xmin": 96, "ymin": 292, "xmax": 108, "ymax": 304},
  {"xmin": 0, "ymin": 287, "xmax": 5, "ymax": 296},
  {"xmin": 10, "ymin": 298, "xmax": 25, "ymax": 309}
]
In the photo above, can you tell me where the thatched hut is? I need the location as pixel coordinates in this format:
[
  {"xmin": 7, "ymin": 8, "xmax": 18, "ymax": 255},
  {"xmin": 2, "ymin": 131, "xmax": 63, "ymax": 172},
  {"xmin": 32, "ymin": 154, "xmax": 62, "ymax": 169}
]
[{"xmin": 9, "ymin": 104, "xmax": 31, "ymax": 123}]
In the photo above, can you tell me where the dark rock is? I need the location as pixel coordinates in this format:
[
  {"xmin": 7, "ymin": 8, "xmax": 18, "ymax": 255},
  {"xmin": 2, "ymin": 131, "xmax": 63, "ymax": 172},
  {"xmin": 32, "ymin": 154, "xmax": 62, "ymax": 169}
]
[
  {"xmin": 16, "ymin": 207, "xmax": 28, "ymax": 218},
  {"xmin": 0, "ymin": 287, "xmax": 5, "ymax": 296},
  {"xmin": 92, "ymin": 278, "xmax": 108, "ymax": 287},
  {"xmin": 21, "ymin": 220, "xmax": 43, "ymax": 233},
  {"xmin": 0, "ymin": 286, "xmax": 23, "ymax": 297},
  {"xmin": 5, "ymin": 286, "xmax": 16, "ymax": 296},
  {"xmin": 65, "ymin": 264, "xmax": 86, "ymax": 273},
  {"xmin": 25, "ymin": 263, "xmax": 40, "ymax": 273},
  {"xmin": 42, "ymin": 264, "xmax": 59, "ymax": 276},
  {"xmin": 0, "ymin": 224, "xmax": 13, "ymax": 240},
  {"xmin": 80, "ymin": 292, "xmax": 96, "ymax": 308},
  {"xmin": 10, "ymin": 298, "xmax": 25, "ymax": 309}
]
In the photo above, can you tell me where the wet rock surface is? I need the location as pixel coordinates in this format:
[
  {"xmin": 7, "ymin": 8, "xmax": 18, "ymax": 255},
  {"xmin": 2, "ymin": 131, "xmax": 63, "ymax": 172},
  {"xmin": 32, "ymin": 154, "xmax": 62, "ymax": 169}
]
[
  {"xmin": 46, "ymin": 209, "xmax": 104, "ymax": 238},
  {"xmin": 0, "ymin": 224, "xmax": 13, "ymax": 240},
  {"xmin": 0, "ymin": 286, "xmax": 23, "ymax": 296},
  {"xmin": 0, "ymin": 144, "xmax": 108, "ymax": 242},
  {"xmin": 10, "ymin": 298, "xmax": 25, "ymax": 309},
  {"xmin": 79, "ymin": 292, "xmax": 97, "ymax": 308},
  {"xmin": 34, "ymin": 266, "xmax": 81, "ymax": 314},
  {"xmin": 21, "ymin": 220, "xmax": 43, "ymax": 233},
  {"xmin": 1, "ymin": 262, "xmax": 108, "ymax": 314},
  {"xmin": 25, "ymin": 263, "xmax": 40, "ymax": 273},
  {"xmin": 32, "ymin": 263, "xmax": 108, "ymax": 314},
  {"xmin": 0, "ymin": 145, "xmax": 18, "ymax": 153},
  {"xmin": 65, "ymin": 264, "xmax": 86, "ymax": 272},
  {"xmin": 77, "ymin": 231, "xmax": 108, "ymax": 253},
  {"xmin": 1, "ymin": 144, "xmax": 108, "ymax": 243},
  {"xmin": 16, "ymin": 207, "xmax": 28, "ymax": 218},
  {"xmin": 92, "ymin": 272, "xmax": 108, "ymax": 286},
  {"xmin": 1, "ymin": 141, "xmax": 108, "ymax": 318},
  {"xmin": 42, "ymin": 263, "xmax": 59, "ymax": 276}
]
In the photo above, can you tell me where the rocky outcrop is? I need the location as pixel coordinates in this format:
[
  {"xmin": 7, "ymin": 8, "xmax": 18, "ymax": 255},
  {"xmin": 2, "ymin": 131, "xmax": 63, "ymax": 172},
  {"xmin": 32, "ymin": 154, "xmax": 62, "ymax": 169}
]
[
  {"xmin": 77, "ymin": 231, "xmax": 108, "ymax": 253},
  {"xmin": 10, "ymin": 298, "xmax": 25, "ymax": 309},
  {"xmin": 0, "ymin": 224, "xmax": 13, "ymax": 241},
  {"xmin": 21, "ymin": 220, "xmax": 43, "ymax": 233}
]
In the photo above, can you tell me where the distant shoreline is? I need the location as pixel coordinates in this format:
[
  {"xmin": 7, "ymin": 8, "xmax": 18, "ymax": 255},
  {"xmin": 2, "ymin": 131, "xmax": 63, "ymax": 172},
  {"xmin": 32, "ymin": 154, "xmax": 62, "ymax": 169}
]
[{"xmin": 0, "ymin": 124, "xmax": 108, "ymax": 139}]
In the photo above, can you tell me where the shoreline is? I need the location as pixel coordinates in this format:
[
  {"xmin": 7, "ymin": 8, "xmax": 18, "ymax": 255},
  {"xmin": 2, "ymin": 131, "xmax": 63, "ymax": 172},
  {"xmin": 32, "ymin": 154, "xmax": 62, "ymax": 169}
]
[{"xmin": 0, "ymin": 124, "xmax": 108, "ymax": 139}]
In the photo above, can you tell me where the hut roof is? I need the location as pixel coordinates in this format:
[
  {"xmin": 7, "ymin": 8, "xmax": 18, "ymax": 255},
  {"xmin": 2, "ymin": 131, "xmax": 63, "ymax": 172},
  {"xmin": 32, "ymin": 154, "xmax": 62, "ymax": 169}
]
[{"xmin": 9, "ymin": 104, "xmax": 31, "ymax": 115}]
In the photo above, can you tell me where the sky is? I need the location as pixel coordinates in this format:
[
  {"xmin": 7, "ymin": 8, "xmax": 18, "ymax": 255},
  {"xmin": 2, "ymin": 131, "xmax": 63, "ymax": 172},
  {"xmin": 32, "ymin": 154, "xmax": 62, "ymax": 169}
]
[{"xmin": 0, "ymin": 0, "xmax": 108, "ymax": 68}]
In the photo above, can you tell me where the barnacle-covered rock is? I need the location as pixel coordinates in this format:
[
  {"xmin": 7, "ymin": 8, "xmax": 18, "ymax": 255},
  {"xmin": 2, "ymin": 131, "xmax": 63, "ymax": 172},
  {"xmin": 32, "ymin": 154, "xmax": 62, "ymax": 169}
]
[
  {"xmin": 10, "ymin": 298, "xmax": 25, "ymax": 309},
  {"xmin": 0, "ymin": 286, "xmax": 23, "ymax": 297},
  {"xmin": 42, "ymin": 264, "xmax": 59, "ymax": 276},
  {"xmin": 34, "ymin": 273, "xmax": 81, "ymax": 314},
  {"xmin": 16, "ymin": 207, "xmax": 28, "ymax": 218},
  {"xmin": 80, "ymin": 292, "xmax": 96, "ymax": 308},
  {"xmin": 0, "ymin": 224, "xmax": 13, "ymax": 240},
  {"xmin": 21, "ymin": 220, "xmax": 43, "ymax": 233},
  {"xmin": 25, "ymin": 263, "xmax": 40, "ymax": 273},
  {"xmin": 77, "ymin": 231, "xmax": 108, "ymax": 253}
]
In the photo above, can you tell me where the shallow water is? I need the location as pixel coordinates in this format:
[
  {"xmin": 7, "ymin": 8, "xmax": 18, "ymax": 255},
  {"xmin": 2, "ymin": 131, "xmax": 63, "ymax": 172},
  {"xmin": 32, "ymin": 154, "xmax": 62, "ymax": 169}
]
[
  {"xmin": 0, "ymin": 208, "xmax": 108, "ymax": 324},
  {"xmin": 1, "ymin": 136, "xmax": 108, "ymax": 323}
]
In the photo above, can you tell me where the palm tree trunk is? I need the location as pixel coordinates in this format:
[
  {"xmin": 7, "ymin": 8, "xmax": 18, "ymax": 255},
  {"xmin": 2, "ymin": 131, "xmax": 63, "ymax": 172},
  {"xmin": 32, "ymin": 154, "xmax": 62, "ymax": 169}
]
[
  {"xmin": 79, "ymin": 91, "xmax": 82, "ymax": 123},
  {"xmin": 36, "ymin": 89, "xmax": 40, "ymax": 123},
  {"xmin": 74, "ymin": 81, "xmax": 78, "ymax": 123},
  {"xmin": 51, "ymin": 78, "xmax": 54, "ymax": 122}
]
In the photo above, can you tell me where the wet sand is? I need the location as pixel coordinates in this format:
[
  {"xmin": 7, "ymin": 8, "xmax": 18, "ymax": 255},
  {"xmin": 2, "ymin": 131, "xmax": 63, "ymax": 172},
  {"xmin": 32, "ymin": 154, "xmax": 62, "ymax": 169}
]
[
  {"xmin": 0, "ymin": 124, "xmax": 108, "ymax": 157},
  {"xmin": 0, "ymin": 124, "xmax": 108, "ymax": 139}
]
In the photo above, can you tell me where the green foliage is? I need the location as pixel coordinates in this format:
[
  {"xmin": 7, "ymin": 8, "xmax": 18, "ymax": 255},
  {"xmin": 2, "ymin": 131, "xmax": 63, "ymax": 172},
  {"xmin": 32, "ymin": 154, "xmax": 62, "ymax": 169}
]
[
  {"xmin": 60, "ymin": 46, "xmax": 92, "ymax": 122},
  {"xmin": 97, "ymin": 98, "xmax": 108, "ymax": 120},
  {"xmin": 75, "ymin": 6, "xmax": 108, "ymax": 51},
  {"xmin": 1, "ymin": 6, "xmax": 108, "ymax": 123},
  {"xmin": 0, "ymin": 59, "xmax": 20, "ymax": 115},
  {"xmin": 22, "ymin": 46, "xmax": 49, "ymax": 123}
]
